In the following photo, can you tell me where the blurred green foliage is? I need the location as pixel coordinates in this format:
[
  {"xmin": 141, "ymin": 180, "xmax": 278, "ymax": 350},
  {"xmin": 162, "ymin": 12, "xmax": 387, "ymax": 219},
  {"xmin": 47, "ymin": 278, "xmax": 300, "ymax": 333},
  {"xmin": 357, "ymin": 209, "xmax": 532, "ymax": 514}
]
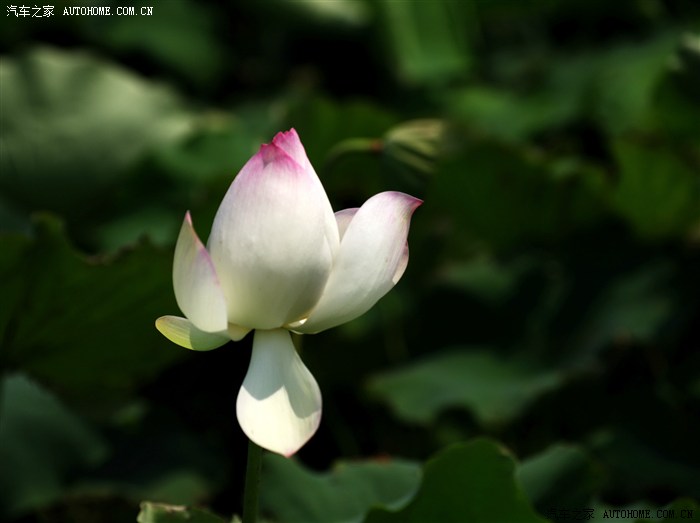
[{"xmin": 1, "ymin": 0, "xmax": 699, "ymax": 522}]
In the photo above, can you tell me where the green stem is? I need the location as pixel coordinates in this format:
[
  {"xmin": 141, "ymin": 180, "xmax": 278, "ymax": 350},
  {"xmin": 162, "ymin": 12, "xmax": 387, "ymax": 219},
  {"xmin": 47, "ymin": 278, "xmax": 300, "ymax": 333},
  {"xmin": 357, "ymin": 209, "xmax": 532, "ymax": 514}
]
[{"xmin": 242, "ymin": 439, "xmax": 263, "ymax": 523}]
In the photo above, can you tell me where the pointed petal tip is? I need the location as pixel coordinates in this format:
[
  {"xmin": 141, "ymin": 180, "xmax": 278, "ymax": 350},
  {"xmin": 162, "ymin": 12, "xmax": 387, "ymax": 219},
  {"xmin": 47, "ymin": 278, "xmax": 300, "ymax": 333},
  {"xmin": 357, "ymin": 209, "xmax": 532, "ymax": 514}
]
[
  {"xmin": 281, "ymin": 446, "xmax": 301, "ymax": 458},
  {"xmin": 237, "ymin": 386, "xmax": 322, "ymax": 456},
  {"xmin": 388, "ymin": 191, "xmax": 423, "ymax": 212},
  {"xmin": 270, "ymin": 128, "xmax": 309, "ymax": 169},
  {"xmin": 273, "ymin": 128, "xmax": 299, "ymax": 143},
  {"xmin": 246, "ymin": 424, "xmax": 319, "ymax": 457}
]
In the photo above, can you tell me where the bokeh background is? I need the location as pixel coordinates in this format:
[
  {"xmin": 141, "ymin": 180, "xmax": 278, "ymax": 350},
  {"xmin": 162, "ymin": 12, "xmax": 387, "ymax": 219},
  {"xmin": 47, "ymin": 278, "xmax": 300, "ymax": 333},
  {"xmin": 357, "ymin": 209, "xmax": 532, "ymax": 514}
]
[{"xmin": 1, "ymin": 1, "xmax": 699, "ymax": 522}]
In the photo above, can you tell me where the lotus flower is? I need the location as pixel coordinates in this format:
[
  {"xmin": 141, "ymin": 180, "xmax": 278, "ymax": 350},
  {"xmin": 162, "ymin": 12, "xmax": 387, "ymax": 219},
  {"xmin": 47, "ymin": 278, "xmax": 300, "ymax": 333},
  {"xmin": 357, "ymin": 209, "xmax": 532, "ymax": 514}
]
[{"xmin": 156, "ymin": 129, "xmax": 421, "ymax": 456}]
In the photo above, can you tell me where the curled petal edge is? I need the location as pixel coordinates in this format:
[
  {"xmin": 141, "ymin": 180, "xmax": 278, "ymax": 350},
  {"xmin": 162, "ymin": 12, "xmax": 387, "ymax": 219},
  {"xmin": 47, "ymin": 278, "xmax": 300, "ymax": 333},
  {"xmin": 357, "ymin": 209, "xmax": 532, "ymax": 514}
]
[{"xmin": 156, "ymin": 316, "xmax": 230, "ymax": 351}]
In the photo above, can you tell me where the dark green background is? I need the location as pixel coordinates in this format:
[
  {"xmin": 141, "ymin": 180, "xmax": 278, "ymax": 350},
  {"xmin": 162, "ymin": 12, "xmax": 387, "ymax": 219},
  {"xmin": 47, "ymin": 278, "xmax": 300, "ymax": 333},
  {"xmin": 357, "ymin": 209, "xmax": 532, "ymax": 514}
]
[{"xmin": 1, "ymin": 1, "xmax": 699, "ymax": 522}]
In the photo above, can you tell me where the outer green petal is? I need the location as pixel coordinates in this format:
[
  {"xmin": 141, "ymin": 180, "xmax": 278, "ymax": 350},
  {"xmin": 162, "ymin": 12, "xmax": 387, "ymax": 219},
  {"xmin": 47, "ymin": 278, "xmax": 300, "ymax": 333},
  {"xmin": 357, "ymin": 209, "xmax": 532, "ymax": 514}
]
[{"xmin": 155, "ymin": 315, "xmax": 231, "ymax": 351}]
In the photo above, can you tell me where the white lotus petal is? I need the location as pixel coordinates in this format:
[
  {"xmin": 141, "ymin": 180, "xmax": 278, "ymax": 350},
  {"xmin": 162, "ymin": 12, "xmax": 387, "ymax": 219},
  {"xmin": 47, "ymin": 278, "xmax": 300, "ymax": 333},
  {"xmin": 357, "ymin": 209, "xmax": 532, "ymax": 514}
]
[
  {"xmin": 228, "ymin": 323, "xmax": 252, "ymax": 342},
  {"xmin": 296, "ymin": 192, "xmax": 421, "ymax": 334},
  {"xmin": 208, "ymin": 131, "xmax": 339, "ymax": 330},
  {"xmin": 334, "ymin": 208, "xmax": 358, "ymax": 240},
  {"xmin": 155, "ymin": 315, "xmax": 230, "ymax": 351},
  {"xmin": 173, "ymin": 212, "xmax": 228, "ymax": 333},
  {"xmin": 269, "ymin": 128, "xmax": 312, "ymax": 170},
  {"xmin": 392, "ymin": 243, "xmax": 410, "ymax": 284},
  {"xmin": 236, "ymin": 329, "xmax": 322, "ymax": 456}
]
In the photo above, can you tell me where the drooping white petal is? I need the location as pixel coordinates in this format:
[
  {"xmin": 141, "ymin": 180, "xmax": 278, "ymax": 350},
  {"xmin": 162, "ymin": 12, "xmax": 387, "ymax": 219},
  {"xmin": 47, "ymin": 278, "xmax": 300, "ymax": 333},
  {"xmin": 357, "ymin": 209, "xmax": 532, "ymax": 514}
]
[
  {"xmin": 236, "ymin": 329, "xmax": 322, "ymax": 456},
  {"xmin": 173, "ymin": 212, "xmax": 228, "ymax": 333},
  {"xmin": 155, "ymin": 315, "xmax": 230, "ymax": 351},
  {"xmin": 295, "ymin": 192, "xmax": 422, "ymax": 334},
  {"xmin": 208, "ymin": 131, "xmax": 339, "ymax": 330}
]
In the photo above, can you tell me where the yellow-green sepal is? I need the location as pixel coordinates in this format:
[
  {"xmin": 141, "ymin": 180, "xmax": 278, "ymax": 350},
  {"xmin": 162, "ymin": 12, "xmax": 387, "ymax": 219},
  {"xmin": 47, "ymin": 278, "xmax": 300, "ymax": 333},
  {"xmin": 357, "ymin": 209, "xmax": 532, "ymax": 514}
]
[{"xmin": 155, "ymin": 315, "xmax": 230, "ymax": 351}]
